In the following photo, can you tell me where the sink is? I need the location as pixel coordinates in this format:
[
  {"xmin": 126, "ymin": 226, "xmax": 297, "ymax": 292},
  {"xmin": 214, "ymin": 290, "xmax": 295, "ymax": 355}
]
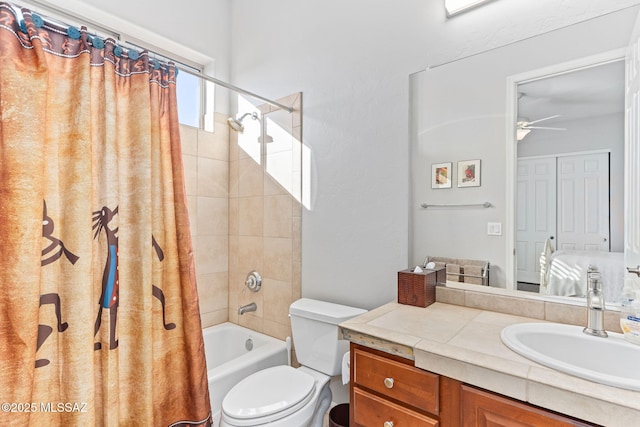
[{"xmin": 501, "ymin": 322, "xmax": 640, "ymax": 391}]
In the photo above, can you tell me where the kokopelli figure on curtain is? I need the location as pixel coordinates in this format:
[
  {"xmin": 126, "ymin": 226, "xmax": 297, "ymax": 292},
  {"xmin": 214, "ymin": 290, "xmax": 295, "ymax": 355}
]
[
  {"xmin": 93, "ymin": 205, "xmax": 119, "ymax": 350},
  {"xmin": 42, "ymin": 200, "xmax": 79, "ymax": 266},
  {"xmin": 37, "ymin": 201, "xmax": 78, "ymax": 368},
  {"xmin": 36, "ymin": 294, "xmax": 69, "ymax": 368},
  {"xmin": 152, "ymin": 236, "xmax": 176, "ymax": 330}
]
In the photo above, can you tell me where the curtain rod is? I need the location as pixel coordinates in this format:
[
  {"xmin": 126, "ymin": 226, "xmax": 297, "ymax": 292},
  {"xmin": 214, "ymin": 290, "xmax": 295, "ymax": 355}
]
[
  {"xmin": 178, "ymin": 66, "xmax": 293, "ymax": 113},
  {"xmin": 12, "ymin": 0, "xmax": 293, "ymax": 114}
]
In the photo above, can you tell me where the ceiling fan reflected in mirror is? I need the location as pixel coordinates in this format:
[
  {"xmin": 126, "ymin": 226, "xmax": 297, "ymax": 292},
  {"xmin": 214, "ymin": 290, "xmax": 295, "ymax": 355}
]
[{"xmin": 516, "ymin": 114, "xmax": 567, "ymax": 141}]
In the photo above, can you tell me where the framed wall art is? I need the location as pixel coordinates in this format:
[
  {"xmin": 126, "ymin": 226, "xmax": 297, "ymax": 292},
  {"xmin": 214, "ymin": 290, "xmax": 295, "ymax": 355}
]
[
  {"xmin": 457, "ymin": 159, "xmax": 480, "ymax": 187},
  {"xmin": 431, "ymin": 162, "xmax": 452, "ymax": 189}
]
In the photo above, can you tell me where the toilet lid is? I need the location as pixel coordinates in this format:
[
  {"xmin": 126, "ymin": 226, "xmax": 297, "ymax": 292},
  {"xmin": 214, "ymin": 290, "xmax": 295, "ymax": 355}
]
[{"xmin": 222, "ymin": 365, "xmax": 316, "ymax": 421}]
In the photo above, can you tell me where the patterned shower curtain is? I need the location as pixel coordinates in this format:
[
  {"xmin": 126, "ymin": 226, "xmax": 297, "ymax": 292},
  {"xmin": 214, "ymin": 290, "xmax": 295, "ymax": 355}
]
[{"xmin": 0, "ymin": 4, "xmax": 211, "ymax": 426}]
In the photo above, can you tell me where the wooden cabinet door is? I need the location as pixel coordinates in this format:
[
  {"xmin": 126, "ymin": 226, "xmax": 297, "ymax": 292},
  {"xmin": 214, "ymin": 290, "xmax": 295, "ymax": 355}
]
[{"xmin": 461, "ymin": 385, "xmax": 597, "ymax": 427}]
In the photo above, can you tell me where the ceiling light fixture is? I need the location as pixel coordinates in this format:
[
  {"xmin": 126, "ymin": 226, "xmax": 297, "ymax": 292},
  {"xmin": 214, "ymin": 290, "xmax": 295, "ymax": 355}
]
[{"xmin": 445, "ymin": 0, "xmax": 494, "ymax": 17}]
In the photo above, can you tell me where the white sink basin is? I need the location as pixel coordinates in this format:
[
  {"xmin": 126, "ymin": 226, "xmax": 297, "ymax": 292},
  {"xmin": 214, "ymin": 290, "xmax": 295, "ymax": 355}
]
[{"xmin": 501, "ymin": 322, "xmax": 640, "ymax": 391}]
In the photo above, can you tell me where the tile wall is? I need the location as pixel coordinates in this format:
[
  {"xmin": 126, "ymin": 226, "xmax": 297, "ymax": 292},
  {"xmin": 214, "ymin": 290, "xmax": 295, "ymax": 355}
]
[
  {"xmin": 180, "ymin": 93, "xmax": 302, "ymax": 340},
  {"xmin": 228, "ymin": 93, "xmax": 302, "ymax": 342},
  {"xmin": 181, "ymin": 113, "xmax": 230, "ymax": 328}
]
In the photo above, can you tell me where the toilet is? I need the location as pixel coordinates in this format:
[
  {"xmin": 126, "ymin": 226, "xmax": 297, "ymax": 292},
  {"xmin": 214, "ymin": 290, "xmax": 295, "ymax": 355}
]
[{"xmin": 220, "ymin": 298, "xmax": 367, "ymax": 427}]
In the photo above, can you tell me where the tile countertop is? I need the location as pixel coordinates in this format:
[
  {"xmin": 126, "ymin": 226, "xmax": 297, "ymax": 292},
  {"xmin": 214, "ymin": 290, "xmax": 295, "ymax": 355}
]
[{"xmin": 340, "ymin": 301, "xmax": 640, "ymax": 427}]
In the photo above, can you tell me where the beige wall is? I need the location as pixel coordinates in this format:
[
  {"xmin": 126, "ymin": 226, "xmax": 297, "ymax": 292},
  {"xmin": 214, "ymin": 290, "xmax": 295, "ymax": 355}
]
[{"xmin": 180, "ymin": 94, "xmax": 302, "ymax": 340}]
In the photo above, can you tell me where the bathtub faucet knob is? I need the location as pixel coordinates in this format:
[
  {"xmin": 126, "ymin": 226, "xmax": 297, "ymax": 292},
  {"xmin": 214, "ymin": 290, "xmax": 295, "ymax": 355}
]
[{"xmin": 245, "ymin": 271, "xmax": 262, "ymax": 292}]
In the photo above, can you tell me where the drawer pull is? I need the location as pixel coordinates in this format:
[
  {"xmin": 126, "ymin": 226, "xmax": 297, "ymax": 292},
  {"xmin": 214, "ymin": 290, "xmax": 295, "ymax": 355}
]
[
  {"xmin": 384, "ymin": 422, "xmax": 394, "ymax": 427},
  {"xmin": 384, "ymin": 377, "xmax": 394, "ymax": 389}
]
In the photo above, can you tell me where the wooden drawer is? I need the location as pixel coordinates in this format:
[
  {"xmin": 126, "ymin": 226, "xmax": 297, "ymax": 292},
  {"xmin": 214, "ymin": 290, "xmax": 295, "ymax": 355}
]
[
  {"xmin": 353, "ymin": 387, "xmax": 439, "ymax": 427},
  {"xmin": 353, "ymin": 346, "xmax": 439, "ymax": 414}
]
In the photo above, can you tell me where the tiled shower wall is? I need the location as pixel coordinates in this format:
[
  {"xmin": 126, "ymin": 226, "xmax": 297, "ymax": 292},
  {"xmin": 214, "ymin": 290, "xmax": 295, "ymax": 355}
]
[
  {"xmin": 180, "ymin": 93, "xmax": 302, "ymax": 340},
  {"xmin": 181, "ymin": 114, "xmax": 230, "ymax": 328},
  {"xmin": 229, "ymin": 93, "xmax": 302, "ymax": 342}
]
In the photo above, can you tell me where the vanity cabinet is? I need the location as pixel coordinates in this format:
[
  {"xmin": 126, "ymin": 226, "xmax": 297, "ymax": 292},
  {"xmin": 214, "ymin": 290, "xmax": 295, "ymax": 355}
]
[{"xmin": 350, "ymin": 343, "xmax": 597, "ymax": 427}]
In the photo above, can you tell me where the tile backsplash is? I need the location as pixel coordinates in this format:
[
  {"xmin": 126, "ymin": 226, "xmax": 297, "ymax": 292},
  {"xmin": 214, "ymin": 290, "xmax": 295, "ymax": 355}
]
[{"xmin": 436, "ymin": 285, "xmax": 622, "ymax": 332}]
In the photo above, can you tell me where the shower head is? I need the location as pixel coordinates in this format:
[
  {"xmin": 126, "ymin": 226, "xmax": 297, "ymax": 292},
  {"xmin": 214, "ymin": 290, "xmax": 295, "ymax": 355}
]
[
  {"xmin": 259, "ymin": 134, "xmax": 274, "ymax": 143},
  {"xmin": 227, "ymin": 112, "xmax": 258, "ymax": 133}
]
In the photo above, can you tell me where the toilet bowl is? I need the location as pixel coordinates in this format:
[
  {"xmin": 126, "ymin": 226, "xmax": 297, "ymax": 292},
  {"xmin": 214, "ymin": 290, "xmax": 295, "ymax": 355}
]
[
  {"xmin": 220, "ymin": 366, "xmax": 330, "ymax": 427},
  {"xmin": 220, "ymin": 298, "xmax": 366, "ymax": 427}
]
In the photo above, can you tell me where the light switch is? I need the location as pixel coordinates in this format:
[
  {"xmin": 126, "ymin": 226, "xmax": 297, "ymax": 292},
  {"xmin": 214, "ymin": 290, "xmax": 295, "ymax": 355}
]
[{"xmin": 487, "ymin": 222, "xmax": 502, "ymax": 236}]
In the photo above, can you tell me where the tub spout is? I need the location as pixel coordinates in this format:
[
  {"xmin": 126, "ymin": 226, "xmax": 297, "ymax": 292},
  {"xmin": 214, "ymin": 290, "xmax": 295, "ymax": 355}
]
[{"xmin": 238, "ymin": 302, "xmax": 257, "ymax": 315}]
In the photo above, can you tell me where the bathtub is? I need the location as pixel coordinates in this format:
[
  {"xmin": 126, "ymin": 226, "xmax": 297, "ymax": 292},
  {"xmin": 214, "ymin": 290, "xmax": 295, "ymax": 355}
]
[{"xmin": 203, "ymin": 322, "xmax": 290, "ymax": 427}]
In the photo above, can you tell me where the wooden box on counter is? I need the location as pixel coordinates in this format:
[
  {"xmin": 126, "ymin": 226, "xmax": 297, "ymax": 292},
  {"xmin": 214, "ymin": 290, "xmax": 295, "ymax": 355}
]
[{"xmin": 397, "ymin": 268, "xmax": 445, "ymax": 308}]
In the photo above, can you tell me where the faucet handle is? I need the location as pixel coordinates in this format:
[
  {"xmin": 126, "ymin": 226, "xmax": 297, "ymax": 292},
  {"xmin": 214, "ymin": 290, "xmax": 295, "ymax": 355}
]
[
  {"xmin": 627, "ymin": 266, "xmax": 640, "ymax": 277},
  {"xmin": 245, "ymin": 271, "xmax": 262, "ymax": 292},
  {"xmin": 589, "ymin": 272, "xmax": 602, "ymax": 292}
]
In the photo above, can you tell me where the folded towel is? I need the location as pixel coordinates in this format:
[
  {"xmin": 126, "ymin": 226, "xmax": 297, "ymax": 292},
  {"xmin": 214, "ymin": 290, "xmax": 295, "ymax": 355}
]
[
  {"xmin": 429, "ymin": 256, "xmax": 456, "ymax": 265},
  {"xmin": 463, "ymin": 259, "xmax": 485, "ymax": 267},
  {"xmin": 432, "ymin": 261, "xmax": 446, "ymax": 271},
  {"xmin": 446, "ymin": 263, "xmax": 461, "ymax": 282},
  {"xmin": 441, "ymin": 257, "xmax": 458, "ymax": 265},
  {"xmin": 462, "ymin": 265, "xmax": 483, "ymax": 285}
]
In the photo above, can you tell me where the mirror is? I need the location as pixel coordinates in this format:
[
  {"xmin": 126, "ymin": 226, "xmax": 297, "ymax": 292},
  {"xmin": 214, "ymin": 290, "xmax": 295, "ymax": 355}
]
[
  {"xmin": 409, "ymin": 6, "xmax": 640, "ymax": 305},
  {"xmin": 512, "ymin": 57, "xmax": 625, "ymax": 302}
]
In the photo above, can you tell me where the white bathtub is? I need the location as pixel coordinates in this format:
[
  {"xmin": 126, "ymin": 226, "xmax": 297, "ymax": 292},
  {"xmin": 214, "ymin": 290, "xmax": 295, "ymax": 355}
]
[{"xmin": 203, "ymin": 322, "xmax": 290, "ymax": 427}]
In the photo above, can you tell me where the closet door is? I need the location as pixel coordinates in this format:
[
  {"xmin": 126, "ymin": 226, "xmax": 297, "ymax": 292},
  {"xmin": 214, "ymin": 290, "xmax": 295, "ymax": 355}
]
[
  {"xmin": 516, "ymin": 157, "xmax": 556, "ymax": 284},
  {"xmin": 556, "ymin": 153, "xmax": 610, "ymax": 251}
]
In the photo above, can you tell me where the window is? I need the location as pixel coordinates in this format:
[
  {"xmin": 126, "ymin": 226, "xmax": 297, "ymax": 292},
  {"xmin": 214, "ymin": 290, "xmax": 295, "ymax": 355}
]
[{"xmin": 176, "ymin": 69, "xmax": 202, "ymax": 128}]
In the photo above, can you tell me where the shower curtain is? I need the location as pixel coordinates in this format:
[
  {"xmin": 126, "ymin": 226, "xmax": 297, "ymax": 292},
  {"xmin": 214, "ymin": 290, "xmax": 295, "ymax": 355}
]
[{"xmin": 0, "ymin": 4, "xmax": 211, "ymax": 426}]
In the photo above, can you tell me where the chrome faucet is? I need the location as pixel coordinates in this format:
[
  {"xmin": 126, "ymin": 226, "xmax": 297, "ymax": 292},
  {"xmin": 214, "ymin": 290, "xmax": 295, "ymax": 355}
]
[
  {"xmin": 238, "ymin": 302, "xmax": 257, "ymax": 315},
  {"xmin": 583, "ymin": 266, "xmax": 608, "ymax": 338}
]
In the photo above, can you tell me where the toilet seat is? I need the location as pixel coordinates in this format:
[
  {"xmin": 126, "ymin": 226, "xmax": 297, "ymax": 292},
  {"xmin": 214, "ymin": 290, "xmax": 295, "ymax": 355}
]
[{"xmin": 222, "ymin": 365, "xmax": 316, "ymax": 426}]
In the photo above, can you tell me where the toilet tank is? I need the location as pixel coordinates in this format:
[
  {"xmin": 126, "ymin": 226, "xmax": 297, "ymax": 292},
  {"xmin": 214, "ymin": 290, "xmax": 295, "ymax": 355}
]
[{"xmin": 289, "ymin": 298, "xmax": 367, "ymax": 376}]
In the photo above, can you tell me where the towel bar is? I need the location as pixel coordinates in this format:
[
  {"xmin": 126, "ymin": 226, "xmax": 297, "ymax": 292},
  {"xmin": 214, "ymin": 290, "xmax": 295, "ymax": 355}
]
[{"xmin": 420, "ymin": 202, "xmax": 492, "ymax": 209}]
